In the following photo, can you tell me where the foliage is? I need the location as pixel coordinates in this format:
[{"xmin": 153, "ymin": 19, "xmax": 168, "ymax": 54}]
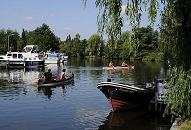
[
  {"xmin": 60, "ymin": 34, "xmax": 88, "ymax": 58},
  {"xmin": 160, "ymin": 0, "xmax": 191, "ymax": 70},
  {"xmin": 131, "ymin": 26, "xmax": 159, "ymax": 60},
  {"xmin": 142, "ymin": 52, "xmax": 163, "ymax": 62},
  {"xmin": 84, "ymin": 0, "xmax": 159, "ymax": 40},
  {"xmin": 86, "ymin": 34, "xmax": 104, "ymax": 57},
  {"xmin": 60, "ymin": 34, "xmax": 73, "ymax": 56},
  {"xmin": 95, "ymin": 0, "xmax": 123, "ymax": 40},
  {"xmin": 20, "ymin": 28, "xmax": 27, "ymax": 50},
  {"xmin": 165, "ymin": 67, "xmax": 191, "ymax": 118},
  {"xmin": 0, "ymin": 29, "xmax": 8, "ymax": 54},
  {"xmin": 0, "ymin": 29, "xmax": 20, "ymax": 54},
  {"xmin": 102, "ymin": 26, "xmax": 159, "ymax": 60},
  {"xmin": 26, "ymin": 23, "xmax": 60, "ymax": 51},
  {"xmin": 118, "ymin": 32, "xmax": 130, "ymax": 59},
  {"xmin": 104, "ymin": 39, "xmax": 115, "ymax": 59},
  {"xmin": 83, "ymin": 0, "xmax": 191, "ymax": 118}
]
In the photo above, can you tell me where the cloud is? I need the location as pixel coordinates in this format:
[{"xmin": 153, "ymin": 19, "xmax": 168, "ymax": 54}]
[
  {"xmin": 25, "ymin": 16, "xmax": 33, "ymax": 20},
  {"xmin": 63, "ymin": 27, "xmax": 70, "ymax": 31},
  {"xmin": 50, "ymin": 13, "xmax": 55, "ymax": 17}
]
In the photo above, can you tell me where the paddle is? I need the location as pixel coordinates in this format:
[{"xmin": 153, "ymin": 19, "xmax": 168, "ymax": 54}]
[
  {"xmin": 32, "ymin": 78, "xmax": 39, "ymax": 83},
  {"xmin": 31, "ymin": 75, "xmax": 60, "ymax": 84}
]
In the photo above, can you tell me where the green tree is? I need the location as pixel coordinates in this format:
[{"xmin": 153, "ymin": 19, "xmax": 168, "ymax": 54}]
[
  {"xmin": 117, "ymin": 32, "xmax": 131, "ymax": 59},
  {"xmin": 84, "ymin": 0, "xmax": 191, "ymax": 118},
  {"xmin": 86, "ymin": 34, "xmax": 103, "ymax": 57},
  {"xmin": 72, "ymin": 33, "xmax": 81, "ymax": 57},
  {"xmin": 104, "ymin": 39, "xmax": 115, "ymax": 59},
  {"xmin": 20, "ymin": 28, "xmax": 27, "ymax": 50},
  {"xmin": 0, "ymin": 29, "xmax": 8, "ymax": 54},
  {"xmin": 0, "ymin": 29, "xmax": 20, "ymax": 53},
  {"xmin": 61, "ymin": 34, "xmax": 73, "ymax": 57},
  {"xmin": 131, "ymin": 26, "xmax": 158, "ymax": 60},
  {"xmin": 60, "ymin": 33, "xmax": 85, "ymax": 57},
  {"xmin": 26, "ymin": 23, "xmax": 60, "ymax": 51},
  {"xmin": 79, "ymin": 39, "xmax": 87, "ymax": 58}
]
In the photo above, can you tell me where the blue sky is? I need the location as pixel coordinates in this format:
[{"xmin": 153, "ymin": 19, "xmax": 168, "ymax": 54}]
[
  {"xmin": 0, "ymin": 0, "xmax": 99, "ymax": 40},
  {"xmin": 0, "ymin": 0, "xmax": 159, "ymax": 40}
]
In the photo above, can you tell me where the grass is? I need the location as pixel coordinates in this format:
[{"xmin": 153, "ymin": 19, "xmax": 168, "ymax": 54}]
[{"xmin": 177, "ymin": 119, "xmax": 191, "ymax": 130}]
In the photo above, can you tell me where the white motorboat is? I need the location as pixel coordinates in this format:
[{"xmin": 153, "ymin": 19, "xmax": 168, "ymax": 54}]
[
  {"xmin": 22, "ymin": 45, "xmax": 45, "ymax": 68},
  {"xmin": 1, "ymin": 45, "xmax": 45, "ymax": 68},
  {"xmin": 44, "ymin": 53, "xmax": 60, "ymax": 64},
  {"xmin": 0, "ymin": 55, "xmax": 8, "ymax": 67},
  {"xmin": 6, "ymin": 52, "xmax": 25, "ymax": 68}
]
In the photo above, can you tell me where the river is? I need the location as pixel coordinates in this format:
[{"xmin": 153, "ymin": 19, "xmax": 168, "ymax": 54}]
[{"xmin": 0, "ymin": 58, "xmax": 171, "ymax": 130}]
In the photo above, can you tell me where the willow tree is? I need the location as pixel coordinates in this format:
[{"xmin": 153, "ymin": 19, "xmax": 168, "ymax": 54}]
[{"xmin": 84, "ymin": 0, "xmax": 191, "ymax": 118}]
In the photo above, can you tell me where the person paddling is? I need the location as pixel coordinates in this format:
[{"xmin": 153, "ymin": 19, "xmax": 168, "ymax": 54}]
[
  {"xmin": 121, "ymin": 61, "xmax": 128, "ymax": 67},
  {"xmin": 60, "ymin": 69, "xmax": 66, "ymax": 80},
  {"xmin": 109, "ymin": 61, "xmax": 114, "ymax": 68},
  {"xmin": 44, "ymin": 69, "xmax": 53, "ymax": 81}
]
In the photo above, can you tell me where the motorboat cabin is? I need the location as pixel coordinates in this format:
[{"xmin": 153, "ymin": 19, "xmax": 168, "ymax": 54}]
[{"xmin": 6, "ymin": 52, "xmax": 25, "ymax": 68}]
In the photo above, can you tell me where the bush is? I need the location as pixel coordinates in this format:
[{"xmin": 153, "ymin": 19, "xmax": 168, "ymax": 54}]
[
  {"xmin": 165, "ymin": 67, "xmax": 191, "ymax": 118},
  {"xmin": 142, "ymin": 52, "xmax": 163, "ymax": 62}
]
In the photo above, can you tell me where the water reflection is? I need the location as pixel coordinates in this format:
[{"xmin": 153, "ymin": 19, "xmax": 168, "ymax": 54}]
[
  {"xmin": 99, "ymin": 111, "xmax": 171, "ymax": 130},
  {"xmin": 0, "ymin": 68, "xmax": 42, "ymax": 84},
  {"xmin": 0, "ymin": 69, "xmax": 30, "ymax": 99},
  {"xmin": 133, "ymin": 61, "xmax": 168, "ymax": 83},
  {"xmin": 0, "ymin": 59, "xmax": 171, "ymax": 130},
  {"xmin": 38, "ymin": 87, "xmax": 53, "ymax": 99}
]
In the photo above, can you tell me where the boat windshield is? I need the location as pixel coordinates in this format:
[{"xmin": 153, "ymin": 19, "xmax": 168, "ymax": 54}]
[
  {"xmin": 22, "ymin": 45, "xmax": 39, "ymax": 53},
  {"xmin": 7, "ymin": 54, "xmax": 11, "ymax": 57},
  {"xmin": 23, "ymin": 47, "xmax": 32, "ymax": 53}
]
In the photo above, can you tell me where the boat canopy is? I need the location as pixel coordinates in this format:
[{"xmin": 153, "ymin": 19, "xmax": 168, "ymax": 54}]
[
  {"xmin": 47, "ymin": 53, "xmax": 60, "ymax": 58},
  {"xmin": 22, "ymin": 45, "xmax": 39, "ymax": 53}
]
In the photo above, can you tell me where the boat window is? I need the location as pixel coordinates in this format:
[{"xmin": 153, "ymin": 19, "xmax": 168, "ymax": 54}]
[
  {"xmin": 0, "ymin": 57, "xmax": 4, "ymax": 59},
  {"xmin": 18, "ymin": 54, "xmax": 23, "ymax": 58},
  {"xmin": 7, "ymin": 54, "xmax": 11, "ymax": 57},
  {"xmin": 13, "ymin": 54, "xmax": 17, "ymax": 59},
  {"xmin": 31, "ymin": 46, "xmax": 38, "ymax": 53}
]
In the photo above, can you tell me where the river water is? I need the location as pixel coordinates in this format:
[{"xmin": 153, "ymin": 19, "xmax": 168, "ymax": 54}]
[{"xmin": 0, "ymin": 58, "xmax": 171, "ymax": 130}]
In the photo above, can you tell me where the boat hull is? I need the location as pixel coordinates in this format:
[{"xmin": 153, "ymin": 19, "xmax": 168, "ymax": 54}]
[
  {"xmin": 45, "ymin": 59, "xmax": 59, "ymax": 64},
  {"xmin": 0, "ymin": 60, "xmax": 8, "ymax": 67},
  {"xmin": 38, "ymin": 73, "xmax": 74, "ymax": 87},
  {"xmin": 97, "ymin": 82, "xmax": 154, "ymax": 111},
  {"xmin": 8, "ymin": 60, "xmax": 25, "ymax": 68},
  {"xmin": 25, "ymin": 60, "xmax": 45, "ymax": 68}
]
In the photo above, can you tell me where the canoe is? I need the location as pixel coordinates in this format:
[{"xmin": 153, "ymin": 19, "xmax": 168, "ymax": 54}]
[
  {"xmin": 37, "ymin": 73, "xmax": 74, "ymax": 87},
  {"xmin": 103, "ymin": 66, "xmax": 134, "ymax": 70}
]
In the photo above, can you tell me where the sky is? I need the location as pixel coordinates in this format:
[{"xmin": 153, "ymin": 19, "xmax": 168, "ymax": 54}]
[
  {"xmin": 0, "ymin": 0, "xmax": 160, "ymax": 40},
  {"xmin": 0, "ymin": 0, "xmax": 99, "ymax": 40}
]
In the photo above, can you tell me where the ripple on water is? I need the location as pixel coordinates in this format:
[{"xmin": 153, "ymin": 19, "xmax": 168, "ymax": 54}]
[{"xmin": 0, "ymin": 63, "xmax": 171, "ymax": 130}]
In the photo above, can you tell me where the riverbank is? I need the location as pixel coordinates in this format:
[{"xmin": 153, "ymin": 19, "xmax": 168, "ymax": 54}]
[
  {"xmin": 177, "ymin": 119, "xmax": 191, "ymax": 130},
  {"xmin": 171, "ymin": 118, "xmax": 191, "ymax": 130}
]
